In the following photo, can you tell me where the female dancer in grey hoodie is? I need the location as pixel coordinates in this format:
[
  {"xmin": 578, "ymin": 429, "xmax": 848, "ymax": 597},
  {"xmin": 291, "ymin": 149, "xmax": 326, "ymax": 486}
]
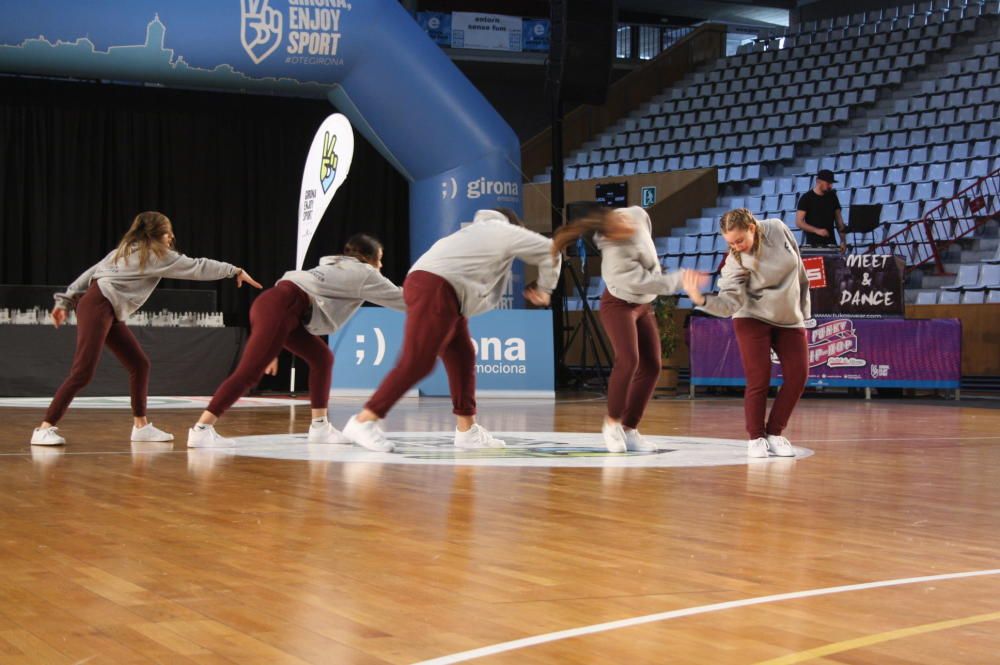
[
  {"xmin": 188, "ymin": 234, "xmax": 405, "ymax": 449},
  {"xmin": 32, "ymin": 211, "xmax": 261, "ymax": 446},
  {"xmin": 594, "ymin": 205, "xmax": 706, "ymax": 453},
  {"xmin": 340, "ymin": 207, "xmax": 631, "ymax": 453}
]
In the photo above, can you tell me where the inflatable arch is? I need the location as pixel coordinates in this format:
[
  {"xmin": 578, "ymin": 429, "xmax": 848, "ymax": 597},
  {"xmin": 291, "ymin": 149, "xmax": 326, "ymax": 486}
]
[{"xmin": 0, "ymin": 0, "xmax": 524, "ymax": 264}]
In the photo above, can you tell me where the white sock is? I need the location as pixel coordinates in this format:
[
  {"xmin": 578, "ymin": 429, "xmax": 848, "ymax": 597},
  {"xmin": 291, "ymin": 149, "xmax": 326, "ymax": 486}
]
[
  {"xmin": 195, "ymin": 423, "xmax": 210, "ymax": 431},
  {"xmin": 312, "ymin": 417, "xmax": 328, "ymax": 426}
]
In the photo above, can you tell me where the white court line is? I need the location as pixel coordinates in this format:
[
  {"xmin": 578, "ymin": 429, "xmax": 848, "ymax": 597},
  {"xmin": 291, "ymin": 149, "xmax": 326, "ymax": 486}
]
[{"xmin": 411, "ymin": 569, "xmax": 1000, "ymax": 665}]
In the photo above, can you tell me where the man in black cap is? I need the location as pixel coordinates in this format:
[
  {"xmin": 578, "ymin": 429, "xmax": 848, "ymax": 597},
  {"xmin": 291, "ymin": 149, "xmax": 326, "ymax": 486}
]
[{"xmin": 796, "ymin": 169, "xmax": 847, "ymax": 252}]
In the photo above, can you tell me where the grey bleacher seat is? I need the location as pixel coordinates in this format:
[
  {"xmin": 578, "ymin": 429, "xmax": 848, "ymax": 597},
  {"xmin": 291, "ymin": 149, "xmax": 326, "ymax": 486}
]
[
  {"xmin": 936, "ymin": 181, "xmax": 955, "ymax": 198},
  {"xmin": 972, "ymin": 140, "xmax": 993, "ymax": 158},
  {"xmin": 901, "ymin": 201, "xmax": 923, "ymax": 220},
  {"xmin": 695, "ymin": 218, "xmax": 716, "ymax": 234},
  {"xmin": 973, "ymin": 263, "xmax": 1000, "ymax": 289},
  {"xmin": 944, "ymin": 264, "xmax": 981, "ymax": 290},
  {"xmin": 866, "ymin": 169, "xmax": 885, "ymax": 186},
  {"xmin": 695, "ymin": 255, "xmax": 716, "ymax": 272},
  {"xmin": 969, "ymin": 159, "xmax": 991, "ymax": 178},
  {"xmin": 939, "ymin": 289, "xmax": 961, "ymax": 304},
  {"xmin": 962, "ymin": 291, "xmax": 986, "ymax": 304},
  {"xmin": 915, "ymin": 291, "xmax": 938, "ymax": 305},
  {"xmin": 914, "ymin": 182, "xmax": 935, "ymax": 200},
  {"xmin": 927, "ymin": 163, "xmax": 947, "ymax": 180},
  {"xmin": 988, "ymin": 290, "xmax": 1000, "ymax": 304},
  {"xmin": 874, "ymin": 186, "xmax": 894, "ymax": 204}
]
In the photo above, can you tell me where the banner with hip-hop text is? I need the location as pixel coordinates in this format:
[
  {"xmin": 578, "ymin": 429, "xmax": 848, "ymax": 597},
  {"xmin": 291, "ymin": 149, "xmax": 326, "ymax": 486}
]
[{"xmin": 689, "ymin": 316, "xmax": 960, "ymax": 388}]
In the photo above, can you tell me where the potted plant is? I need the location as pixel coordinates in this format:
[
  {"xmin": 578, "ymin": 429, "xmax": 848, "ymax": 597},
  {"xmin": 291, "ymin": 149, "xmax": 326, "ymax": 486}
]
[{"xmin": 653, "ymin": 295, "xmax": 681, "ymax": 392}]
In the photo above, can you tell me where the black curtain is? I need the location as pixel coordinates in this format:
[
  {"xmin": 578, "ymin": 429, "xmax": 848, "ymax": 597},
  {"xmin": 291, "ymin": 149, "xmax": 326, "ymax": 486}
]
[{"xmin": 0, "ymin": 76, "xmax": 411, "ymax": 325}]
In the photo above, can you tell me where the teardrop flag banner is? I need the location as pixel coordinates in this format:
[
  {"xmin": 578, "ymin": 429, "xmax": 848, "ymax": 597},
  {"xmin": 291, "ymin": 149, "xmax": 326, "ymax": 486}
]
[{"xmin": 296, "ymin": 113, "xmax": 355, "ymax": 269}]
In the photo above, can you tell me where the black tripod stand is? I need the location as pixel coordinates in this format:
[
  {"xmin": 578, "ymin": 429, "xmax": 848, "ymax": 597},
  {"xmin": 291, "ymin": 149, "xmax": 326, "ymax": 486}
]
[{"xmin": 555, "ymin": 235, "xmax": 613, "ymax": 392}]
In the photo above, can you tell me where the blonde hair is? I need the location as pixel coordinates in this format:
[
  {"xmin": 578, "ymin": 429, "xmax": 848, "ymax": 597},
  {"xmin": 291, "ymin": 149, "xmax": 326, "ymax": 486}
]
[
  {"xmin": 719, "ymin": 208, "xmax": 761, "ymax": 268},
  {"xmin": 113, "ymin": 211, "xmax": 174, "ymax": 272}
]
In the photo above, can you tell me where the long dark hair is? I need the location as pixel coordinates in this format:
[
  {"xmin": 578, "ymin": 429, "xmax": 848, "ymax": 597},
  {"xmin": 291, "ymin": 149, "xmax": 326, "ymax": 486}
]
[
  {"xmin": 343, "ymin": 233, "xmax": 383, "ymax": 264},
  {"xmin": 113, "ymin": 211, "xmax": 174, "ymax": 271},
  {"xmin": 550, "ymin": 202, "xmax": 616, "ymax": 255}
]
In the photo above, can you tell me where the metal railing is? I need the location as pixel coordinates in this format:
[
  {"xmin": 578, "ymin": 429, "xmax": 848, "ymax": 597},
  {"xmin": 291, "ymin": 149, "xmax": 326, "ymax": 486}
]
[{"xmin": 868, "ymin": 168, "xmax": 1000, "ymax": 274}]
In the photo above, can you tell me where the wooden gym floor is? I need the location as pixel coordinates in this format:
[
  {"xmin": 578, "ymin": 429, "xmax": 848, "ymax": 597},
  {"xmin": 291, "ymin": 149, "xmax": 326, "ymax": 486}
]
[{"xmin": 0, "ymin": 394, "xmax": 997, "ymax": 664}]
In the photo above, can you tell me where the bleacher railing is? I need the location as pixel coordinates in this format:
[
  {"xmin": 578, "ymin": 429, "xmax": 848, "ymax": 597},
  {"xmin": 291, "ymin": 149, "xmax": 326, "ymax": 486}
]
[{"xmin": 869, "ymin": 167, "xmax": 1000, "ymax": 274}]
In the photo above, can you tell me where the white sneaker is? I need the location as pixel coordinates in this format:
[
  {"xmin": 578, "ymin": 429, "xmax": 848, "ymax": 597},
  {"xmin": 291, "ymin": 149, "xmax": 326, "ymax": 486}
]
[
  {"xmin": 602, "ymin": 420, "xmax": 627, "ymax": 453},
  {"xmin": 454, "ymin": 424, "xmax": 506, "ymax": 449},
  {"xmin": 748, "ymin": 437, "xmax": 770, "ymax": 458},
  {"xmin": 187, "ymin": 425, "xmax": 235, "ymax": 449},
  {"xmin": 131, "ymin": 423, "xmax": 174, "ymax": 442},
  {"xmin": 308, "ymin": 421, "xmax": 351, "ymax": 444},
  {"xmin": 624, "ymin": 429, "xmax": 658, "ymax": 452},
  {"xmin": 342, "ymin": 416, "xmax": 395, "ymax": 453},
  {"xmin": 30, "ymin": 427, "xmax": 66, "ymax": 446},
  {"xmin": 766, "ymin": 434, "xmax": 796, "ymax": 457}
]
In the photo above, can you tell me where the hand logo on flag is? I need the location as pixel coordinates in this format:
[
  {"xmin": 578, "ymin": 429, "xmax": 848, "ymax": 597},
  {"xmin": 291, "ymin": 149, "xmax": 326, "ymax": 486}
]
[
  {"xmin": 320, "ymin": 131, "xmax": 339, "ymax": 193},
  {"xmin": 296, "ymin": 114, "xmax": 354, "ymax": 270}
]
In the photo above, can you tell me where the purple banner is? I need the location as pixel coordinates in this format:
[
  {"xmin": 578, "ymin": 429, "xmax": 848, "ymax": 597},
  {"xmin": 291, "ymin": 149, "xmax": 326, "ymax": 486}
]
[{"xmin": 689, "ymin": 316, "xmax": 961, "ymax": 388}]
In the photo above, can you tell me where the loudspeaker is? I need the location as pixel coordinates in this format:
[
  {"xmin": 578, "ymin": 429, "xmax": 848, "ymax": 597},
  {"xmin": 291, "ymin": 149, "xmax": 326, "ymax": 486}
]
[{"xmin": 548, "ymin": 0, "xmax": 617, "ymax": 105}]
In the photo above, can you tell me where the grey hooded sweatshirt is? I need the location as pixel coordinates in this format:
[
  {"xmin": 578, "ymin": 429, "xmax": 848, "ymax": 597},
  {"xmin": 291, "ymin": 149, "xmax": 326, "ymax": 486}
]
[
  {"xmin": 595, "ymin": 205, "xmax": 684, "ymax": 304},
  {"xmin": 409, "ymin": 210, "xmax": 562, "ymax": 317},
  {"xmin": 697, "ymin": 218, "xmax": 811, "ymax": 328},
  {"xmin": 278, "ymin": 255, "xmax": 405, "ymax": 335},
  {"xmin": 54, "ymin": 248, "xmax": 239, "ymax": 321}
]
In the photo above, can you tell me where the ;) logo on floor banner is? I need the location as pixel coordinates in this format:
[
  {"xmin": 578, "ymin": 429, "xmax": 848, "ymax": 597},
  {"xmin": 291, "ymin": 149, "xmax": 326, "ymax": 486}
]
[
  {"xmin": 355, "ymin": 327, "xmax": 387, "ymax": 366},
  {"xmin": 329, "ymin": 309, "xmax": 554, "ymax": 396},
  {"xmin": 296, "ymin": 113, "xmax": 354, "ymax": 269}
]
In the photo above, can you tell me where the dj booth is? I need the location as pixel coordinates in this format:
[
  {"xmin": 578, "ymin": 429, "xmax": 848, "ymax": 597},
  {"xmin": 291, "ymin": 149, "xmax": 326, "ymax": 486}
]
[{"xmin": 689, "ymin": 250, "xmax": 962, "ymax": 397}]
